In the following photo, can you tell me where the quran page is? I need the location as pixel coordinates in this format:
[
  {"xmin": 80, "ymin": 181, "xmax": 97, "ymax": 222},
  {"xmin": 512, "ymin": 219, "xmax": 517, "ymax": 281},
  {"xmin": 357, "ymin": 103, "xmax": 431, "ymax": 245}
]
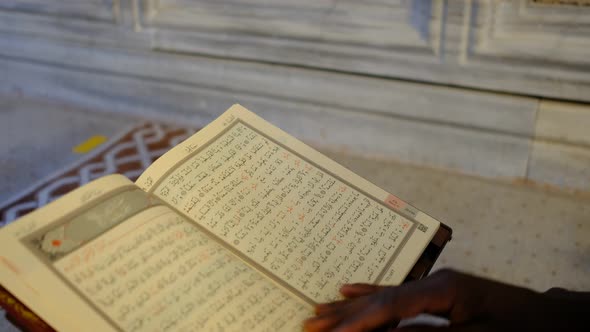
[
  {"xmin": 138, "ymin": 104, "xmax": 441, "ymax": 304},
  {"xmin": 0, "ymin": 175, "xmax": 310, "ymax": 332}
]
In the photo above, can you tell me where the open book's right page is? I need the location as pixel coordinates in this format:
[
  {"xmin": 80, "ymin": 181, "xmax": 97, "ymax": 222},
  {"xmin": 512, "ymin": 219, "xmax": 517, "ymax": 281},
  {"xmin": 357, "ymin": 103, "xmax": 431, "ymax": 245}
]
[{"xmin": 137, "ymin": 104, "xmax": 440, "ymax": 304}]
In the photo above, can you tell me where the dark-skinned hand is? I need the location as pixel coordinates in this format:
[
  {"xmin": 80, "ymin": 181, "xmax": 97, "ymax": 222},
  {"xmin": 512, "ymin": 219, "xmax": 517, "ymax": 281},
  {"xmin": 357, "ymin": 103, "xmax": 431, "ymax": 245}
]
[{"xmin": 304, "ymin": 268, "xmax": 589, "ymax": 332}]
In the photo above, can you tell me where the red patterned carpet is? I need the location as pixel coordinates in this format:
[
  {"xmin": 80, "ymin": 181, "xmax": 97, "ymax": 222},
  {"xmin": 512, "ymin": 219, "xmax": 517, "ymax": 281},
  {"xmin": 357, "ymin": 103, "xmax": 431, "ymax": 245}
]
[{"xmin": 0, "ymin": 122, "xmax": 197, "ymax": 227}]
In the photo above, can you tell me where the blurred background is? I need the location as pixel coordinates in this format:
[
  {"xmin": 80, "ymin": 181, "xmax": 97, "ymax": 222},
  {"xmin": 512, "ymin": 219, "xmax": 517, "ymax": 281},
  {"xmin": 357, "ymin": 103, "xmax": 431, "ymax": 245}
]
[{"xmin": 0, "ymin": 0, "xmax": 589, "ymax": 329}]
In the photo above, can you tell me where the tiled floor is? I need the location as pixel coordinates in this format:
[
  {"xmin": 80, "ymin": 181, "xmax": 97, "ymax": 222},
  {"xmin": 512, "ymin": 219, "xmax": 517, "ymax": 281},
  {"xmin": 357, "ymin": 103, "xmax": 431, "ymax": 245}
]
[{"xmin": 0, "ymin": 97, "xmax": 589, "ymax": 331}]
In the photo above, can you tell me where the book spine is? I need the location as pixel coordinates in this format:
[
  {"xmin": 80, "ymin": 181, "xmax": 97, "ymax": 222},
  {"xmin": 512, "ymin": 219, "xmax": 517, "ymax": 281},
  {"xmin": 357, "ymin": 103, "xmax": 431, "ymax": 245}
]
[{"xmin": 0, "ymin": 286, "xmax": 54, "ymax": 332}]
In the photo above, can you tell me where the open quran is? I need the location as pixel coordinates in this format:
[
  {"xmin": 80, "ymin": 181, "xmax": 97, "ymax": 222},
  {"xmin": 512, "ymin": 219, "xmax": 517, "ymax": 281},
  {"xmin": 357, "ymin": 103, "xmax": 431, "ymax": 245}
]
[{"xmin": 0, "ymin": 104, "xmax": 451, "ymax": 331}]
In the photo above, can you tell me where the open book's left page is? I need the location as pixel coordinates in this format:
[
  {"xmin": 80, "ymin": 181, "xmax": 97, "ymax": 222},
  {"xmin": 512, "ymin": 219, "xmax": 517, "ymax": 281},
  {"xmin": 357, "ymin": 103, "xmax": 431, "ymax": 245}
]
[{"xmin": 0, "ymin": 174, "xmax": 311, "ymax": 331}]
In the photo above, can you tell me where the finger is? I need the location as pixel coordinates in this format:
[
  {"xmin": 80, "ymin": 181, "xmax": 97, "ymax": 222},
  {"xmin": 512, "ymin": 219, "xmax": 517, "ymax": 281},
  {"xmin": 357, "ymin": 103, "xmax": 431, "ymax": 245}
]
[
  {"xmin": 307, "ymin": 296, "xmax": 377, "ymax": 331},
  {"xmin": 328, "ymin": 270, "xmax": 463, "ymax": 332},
  {"xmin": 395, "ymin": 325, "xmax": 451, "ymax": 332},
  {"xmin": 331, "ymin": 299, "xmax": 397, "ymax": 332},
  {"xmin": 395, "ymin": 325, "xmax": 445, "ymax": 332},
  {"xmin": 383, "ymin": 270, "xmax": 462, "ymax": 319},
  {"xmin": 395, "ymin": 323, "xmax": 494, "ymax": 332},
  {"xmin": 371, "ymin": 321, "xmax": 399, "ymax": 332},
  {"xmin": 314, "ymin": 284, "xmax": 380, "ymax": 315},
  {"xmin": 304, "ymin": 311, "xmax": 347, "ymax": 332},
  {"xmin": 340, "ymin": 283, "xmax": 385, "ymax": 298},
  {"xmin": 315, "ymin": 299, "xmax": 351, "ymax": 315}
]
